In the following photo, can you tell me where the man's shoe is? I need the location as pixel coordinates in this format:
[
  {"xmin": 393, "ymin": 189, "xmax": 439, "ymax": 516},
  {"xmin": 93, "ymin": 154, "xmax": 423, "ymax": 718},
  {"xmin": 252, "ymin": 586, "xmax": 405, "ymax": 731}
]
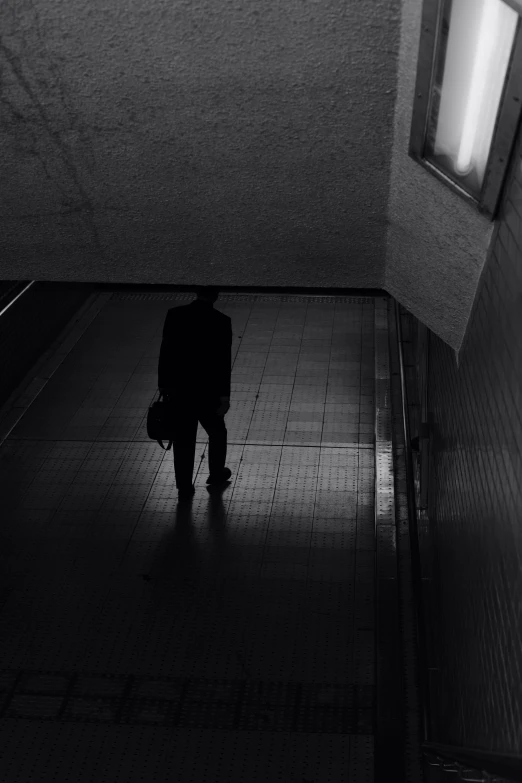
[
  {"xmin": 206, "ymin": 468, "xmax": 232, "ymax": 485},
  {"xmin": 177, "ymin": 484, "xmax": 195, "ymax": 501}
]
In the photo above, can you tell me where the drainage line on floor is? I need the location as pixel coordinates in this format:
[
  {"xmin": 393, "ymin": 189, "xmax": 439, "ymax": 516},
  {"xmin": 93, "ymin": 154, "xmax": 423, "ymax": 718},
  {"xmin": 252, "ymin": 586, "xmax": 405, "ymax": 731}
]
[{"xmin": 394, "ymin": 300, "xmax": 431, "ymax": 746}]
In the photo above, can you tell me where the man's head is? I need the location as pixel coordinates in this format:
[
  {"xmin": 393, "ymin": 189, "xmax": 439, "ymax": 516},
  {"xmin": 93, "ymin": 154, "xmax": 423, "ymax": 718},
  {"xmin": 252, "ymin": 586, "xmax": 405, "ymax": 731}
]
[{"xmin": 194, "ymin": 286, "xmax": 220, "ymax": 304}]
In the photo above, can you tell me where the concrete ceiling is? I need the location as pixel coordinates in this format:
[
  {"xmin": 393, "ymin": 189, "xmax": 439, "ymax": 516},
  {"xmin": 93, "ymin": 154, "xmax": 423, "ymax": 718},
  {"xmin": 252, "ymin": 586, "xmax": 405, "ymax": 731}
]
[
  {"xmin": 0, "ymin": 0, "xmax": 499, "ymax": 352},
  {"xmin": 0, "ymin": 0, "xmax": 402, "ymax": 288}
]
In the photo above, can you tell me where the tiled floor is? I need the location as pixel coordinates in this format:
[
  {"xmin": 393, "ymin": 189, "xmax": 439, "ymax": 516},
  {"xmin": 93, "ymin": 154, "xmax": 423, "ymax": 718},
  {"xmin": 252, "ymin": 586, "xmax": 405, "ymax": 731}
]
[{"xmin": 0, "ymin": 293, "xmax": 380, "ymax": 782}]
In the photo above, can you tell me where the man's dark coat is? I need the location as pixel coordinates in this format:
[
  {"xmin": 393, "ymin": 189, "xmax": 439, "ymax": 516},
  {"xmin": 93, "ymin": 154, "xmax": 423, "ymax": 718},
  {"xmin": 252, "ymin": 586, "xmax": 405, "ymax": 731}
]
[{"xmin": 158, "ymin": 300, "xmax": 232, "ymax": 401}]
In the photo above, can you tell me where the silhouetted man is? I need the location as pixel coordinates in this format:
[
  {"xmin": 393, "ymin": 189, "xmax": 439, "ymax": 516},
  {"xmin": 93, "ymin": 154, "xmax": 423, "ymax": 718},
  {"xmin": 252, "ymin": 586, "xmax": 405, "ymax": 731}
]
[{"xmin": 158, "ymin": 286, "xmax": 232, "ymax": 501}]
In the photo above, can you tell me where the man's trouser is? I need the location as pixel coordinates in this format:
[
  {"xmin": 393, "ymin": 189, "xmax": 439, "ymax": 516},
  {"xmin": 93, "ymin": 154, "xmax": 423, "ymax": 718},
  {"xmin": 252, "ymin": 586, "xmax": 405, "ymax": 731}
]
[{"xmin": 168, "ymin": 395, "xmax": 227, "ymax": 490}]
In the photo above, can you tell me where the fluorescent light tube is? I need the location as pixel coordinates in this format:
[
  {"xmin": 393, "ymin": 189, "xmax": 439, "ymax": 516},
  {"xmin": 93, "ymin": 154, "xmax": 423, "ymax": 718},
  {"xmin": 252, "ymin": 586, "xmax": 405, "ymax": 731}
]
[{"xmin": 433, "ymin": 0, "xmax": 518, "ymax": 185}]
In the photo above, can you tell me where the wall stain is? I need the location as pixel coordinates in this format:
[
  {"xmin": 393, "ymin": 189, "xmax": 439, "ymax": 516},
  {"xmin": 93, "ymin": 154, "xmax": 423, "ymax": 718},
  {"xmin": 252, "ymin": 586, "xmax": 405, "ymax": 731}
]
[{"xmin": 0, "ymin": 0, "xmax": 113, "ymax": 259}]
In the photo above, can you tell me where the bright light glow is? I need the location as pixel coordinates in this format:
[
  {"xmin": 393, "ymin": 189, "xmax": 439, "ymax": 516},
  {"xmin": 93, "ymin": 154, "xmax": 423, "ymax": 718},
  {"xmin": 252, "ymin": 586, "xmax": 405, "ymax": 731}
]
[
  {"xmin": 434, "ymin": 0, "xmax": 518, "ymax": 185},
  {"xmin": 456, "ymin": 0, "xmax": 499, "ymax": 174}
]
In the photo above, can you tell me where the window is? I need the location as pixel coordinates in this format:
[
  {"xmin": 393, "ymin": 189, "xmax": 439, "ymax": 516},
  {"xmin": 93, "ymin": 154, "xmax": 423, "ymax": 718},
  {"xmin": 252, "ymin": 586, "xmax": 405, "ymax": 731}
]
[{"xmin": 409, "ymin": 0, "xmax": 522, "ymax": 218}]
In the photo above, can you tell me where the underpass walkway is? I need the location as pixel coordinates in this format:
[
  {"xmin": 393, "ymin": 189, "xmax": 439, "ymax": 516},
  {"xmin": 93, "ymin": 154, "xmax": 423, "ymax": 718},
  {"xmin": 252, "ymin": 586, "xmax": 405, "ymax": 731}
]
[{"xmin": 0, "ymin": 291, "xmax": 404, "ymax": 782}]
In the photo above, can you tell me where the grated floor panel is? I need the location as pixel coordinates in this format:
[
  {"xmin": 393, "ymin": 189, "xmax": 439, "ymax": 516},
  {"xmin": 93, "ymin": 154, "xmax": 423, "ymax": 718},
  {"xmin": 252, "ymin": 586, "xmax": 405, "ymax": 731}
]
[{"xmin": 0, "ymin": 293, "xmax": 385, "ymax": 782}]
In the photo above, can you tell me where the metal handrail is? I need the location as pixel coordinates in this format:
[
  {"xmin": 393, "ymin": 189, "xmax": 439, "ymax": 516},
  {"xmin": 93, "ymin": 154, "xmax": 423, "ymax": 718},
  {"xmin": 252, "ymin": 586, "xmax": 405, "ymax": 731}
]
[
  {"xmin": 0, "ymin": 281, "xmax": 35, "ymax": 318},
  {"xmin": 395, "ymin": 300, "xmax": 522, "ymax": 782}
]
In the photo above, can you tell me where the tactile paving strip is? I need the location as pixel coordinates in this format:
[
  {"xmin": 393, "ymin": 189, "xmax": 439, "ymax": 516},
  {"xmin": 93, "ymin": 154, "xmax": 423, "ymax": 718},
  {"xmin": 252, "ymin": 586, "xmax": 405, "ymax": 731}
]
[
  {"xmin": 374, "ymin": 297, "xmax": 404, "ymax": 778},
  {"xmin": 0, "ymin": 725, "xmax": 370, "ymax": 783},
  {"xmin": 0, "ymin": 669, "xmax": 374, "ymax": 733},
  {"xmin": 387, "ymin": 301, "xmax": 425, "ymax": 783}
]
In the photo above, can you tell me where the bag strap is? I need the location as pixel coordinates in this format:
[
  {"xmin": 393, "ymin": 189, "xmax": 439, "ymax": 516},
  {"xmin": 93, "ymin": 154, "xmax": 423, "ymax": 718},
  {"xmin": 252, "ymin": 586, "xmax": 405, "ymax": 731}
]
[{"xmin": 156, "ymin": 391, "xmax": 173, "ymax": 449}]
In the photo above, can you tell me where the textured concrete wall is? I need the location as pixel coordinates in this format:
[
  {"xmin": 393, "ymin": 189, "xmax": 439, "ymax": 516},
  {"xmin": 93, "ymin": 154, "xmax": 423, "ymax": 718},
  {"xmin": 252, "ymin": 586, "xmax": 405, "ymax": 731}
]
[
  {"xmin": 385, "ymin": 0, "xmax": 495, "ymax": 351},
  {"xmin": 0, "ymin": 0, "xmax": 402, "ymax": 288}
]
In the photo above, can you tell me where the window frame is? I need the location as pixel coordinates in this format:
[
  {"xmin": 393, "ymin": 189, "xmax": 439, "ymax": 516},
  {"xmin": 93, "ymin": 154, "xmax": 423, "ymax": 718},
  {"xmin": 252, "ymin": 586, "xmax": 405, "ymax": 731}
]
[{"xmin": 409, "ymin": 0, "xmax": 522, "ymax": 219}]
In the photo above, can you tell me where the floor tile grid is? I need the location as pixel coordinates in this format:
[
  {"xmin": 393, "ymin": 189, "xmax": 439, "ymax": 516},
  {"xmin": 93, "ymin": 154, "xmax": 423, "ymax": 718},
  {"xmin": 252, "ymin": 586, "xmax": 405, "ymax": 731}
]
[
  {"xmin": 0, "ymin": 298, "xmax": 376, "ymax": 783},
  {"xmin": 3, "ymin": 304, "xmax": 370, "ymax": 640},
  {"xmin": 0, "ymin": 304, "xmax": 374, "ymax": 684},
  {"xmin": 184, "ymin": 297, "xmax": 368, "ymax": 580},
  {"xmin": 0, "ymin": 367, "xmax": 166, "ymax": 672},
  {"xmin": 0, "ymin": 298, "xmax": 371, "ymax": 780},
  {"xmin": 6, "ymin": 327, "xmax": 373, "ymax": 446},
  {"xmin": 0, "ymin": 293, "xmax": 116, "ymax": 447},
  {"xmin": 1, "ymin": 358, "xmax": 370, "ymax": 672},
  {"xmin": 5, "ymin": 300, "xmax": 170, "ymax": 443},
  {"xmin": 146, "ymin": 307, "xmax": 366, "ymax": 454},
  {"xmin": 156, "ymin": 306, "xmax": 368, "ymax": 688},
  {"xmin": 179, "ymin": 302, "xmax": 370, "ymax": 448},
  {"xmin": 0, "ymin": 715, "xmax": 372, "ymax": 783},
  {"xmin": 0, "ymin": 310, "xmax": 368, "ymax": 512}
]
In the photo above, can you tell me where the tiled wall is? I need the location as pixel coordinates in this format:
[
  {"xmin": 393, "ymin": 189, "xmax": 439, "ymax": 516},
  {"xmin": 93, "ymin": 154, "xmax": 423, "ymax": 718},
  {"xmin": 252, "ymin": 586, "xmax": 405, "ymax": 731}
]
[
  {"xmin": 0, "ymin": 283, "xmax": 93, "ymax": 409},
  {"xmin": 400, "ymin": 119, "xmax": 522, "ymax": 755}
]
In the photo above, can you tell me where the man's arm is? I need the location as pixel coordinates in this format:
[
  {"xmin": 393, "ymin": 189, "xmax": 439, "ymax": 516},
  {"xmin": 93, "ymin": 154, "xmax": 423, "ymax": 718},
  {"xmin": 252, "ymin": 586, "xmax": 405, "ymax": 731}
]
[
  {"xmin": 158, "ymin": 310, "xmax": 175, "ymax": 391},
  {"xmin": 215, "ymin": 321, "xmax": 232, "ymax": 412},
  {"xmin": 217, "ymin": 320, "xmax": 232, "ymax": 399}
]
